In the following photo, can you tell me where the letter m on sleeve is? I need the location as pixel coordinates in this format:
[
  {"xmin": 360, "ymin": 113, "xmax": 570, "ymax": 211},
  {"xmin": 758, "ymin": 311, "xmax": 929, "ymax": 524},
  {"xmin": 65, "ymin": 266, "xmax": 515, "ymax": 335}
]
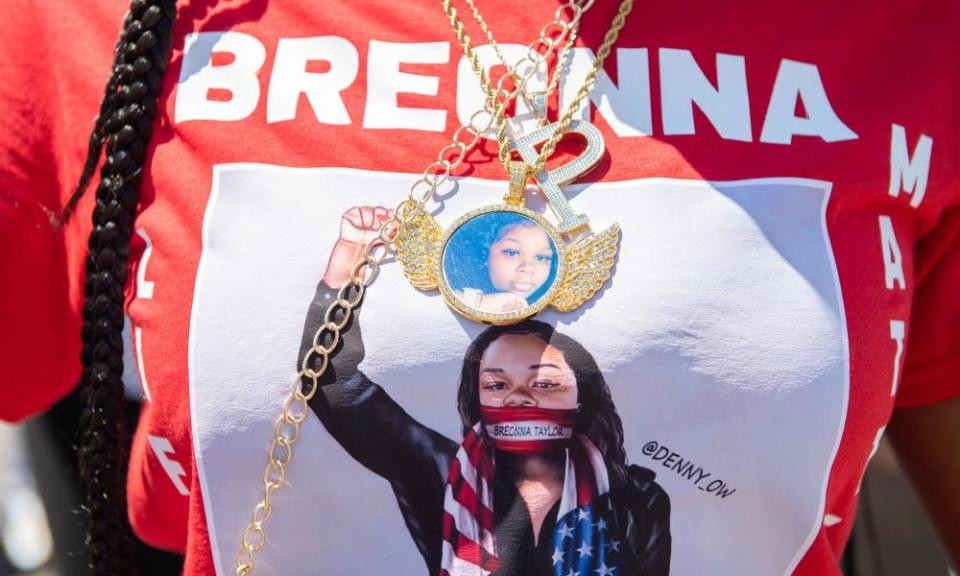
[{"xmin": 888, "ymin": 123, "xmax": 933, "ymax": 208}]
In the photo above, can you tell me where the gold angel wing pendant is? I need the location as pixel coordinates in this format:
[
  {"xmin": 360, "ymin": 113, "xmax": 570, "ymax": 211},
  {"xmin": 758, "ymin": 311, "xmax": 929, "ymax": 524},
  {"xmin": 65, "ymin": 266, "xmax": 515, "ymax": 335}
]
[
  {"xmin": 394, "ymin": 204, "xmax": 443, "ymax": 290},
  {"xmin": 549, "ymin": 223, "xmax": 621, "ymax": 313}
]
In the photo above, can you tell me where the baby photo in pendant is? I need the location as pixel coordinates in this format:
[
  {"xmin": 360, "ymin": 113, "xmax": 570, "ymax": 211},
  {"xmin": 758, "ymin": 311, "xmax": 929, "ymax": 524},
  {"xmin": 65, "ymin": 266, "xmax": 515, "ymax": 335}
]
[{"xmin": 442, "ymin": 210, "xmax": 560, "ymax": 316}]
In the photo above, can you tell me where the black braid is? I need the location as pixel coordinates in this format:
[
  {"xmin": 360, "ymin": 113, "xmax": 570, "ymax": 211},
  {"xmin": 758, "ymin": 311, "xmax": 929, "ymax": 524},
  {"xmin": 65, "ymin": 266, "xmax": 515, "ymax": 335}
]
[
  {"xmin": 70, "ymin": 1, "xmax": 178, "ymax": 573},
  {"xmin": 60, "ymin": 14, "xmax": 128, "ymax": 224}
]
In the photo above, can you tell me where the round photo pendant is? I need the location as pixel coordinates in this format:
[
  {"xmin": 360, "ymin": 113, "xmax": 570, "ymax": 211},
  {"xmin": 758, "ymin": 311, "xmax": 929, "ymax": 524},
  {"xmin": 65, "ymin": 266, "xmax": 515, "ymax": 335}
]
[{"xmin": 439, "ymin": 205, "xmax": 566, "ymax": 325}]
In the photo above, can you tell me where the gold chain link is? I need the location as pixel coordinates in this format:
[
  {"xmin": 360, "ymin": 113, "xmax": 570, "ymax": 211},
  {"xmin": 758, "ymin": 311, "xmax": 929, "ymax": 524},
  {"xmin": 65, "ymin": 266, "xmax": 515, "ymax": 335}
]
[
  {"xmin": 539, "ymin": 20, "xmax": 580, "ymax": 114},
  {"xmin": 463, "ymin": 0, "xmax": 512, "ymax": 71},
  {"xmin": 234, "ymin": 116, "xmax": 485, "ymax": 573},
  {"xmin": 444, "ymin": 0, "xmax": 635, "ymax": 175},
  {"xmin": 531, "ymin": 0, "xmax": 633, "ymax": 170},
  {"xmin": 232, "ymin": 8, "xmax": 607, "ymax": 573},
  {"xmin": 462, "ymin": 0, "xmax": 585, "ymax": 105}
]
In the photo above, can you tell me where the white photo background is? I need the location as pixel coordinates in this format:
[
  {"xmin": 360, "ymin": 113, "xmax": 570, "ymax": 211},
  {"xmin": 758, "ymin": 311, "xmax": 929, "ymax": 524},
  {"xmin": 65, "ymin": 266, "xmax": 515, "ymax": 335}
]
[{"xmin": 190, "ymin": 166, "xmax": 845, "ymax": 575}]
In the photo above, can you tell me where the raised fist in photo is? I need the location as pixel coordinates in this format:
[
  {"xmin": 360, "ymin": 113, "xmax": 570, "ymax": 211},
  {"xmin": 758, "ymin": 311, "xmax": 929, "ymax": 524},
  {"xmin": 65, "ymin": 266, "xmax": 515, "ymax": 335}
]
[{"xmin": 323, "ymin": 206, "xmax": 392, "ymax": 288}]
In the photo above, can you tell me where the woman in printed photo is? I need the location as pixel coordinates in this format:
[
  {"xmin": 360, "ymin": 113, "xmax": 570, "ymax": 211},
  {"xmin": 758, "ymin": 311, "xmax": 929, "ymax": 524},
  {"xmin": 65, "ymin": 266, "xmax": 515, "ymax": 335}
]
[{"xmin": 300, "ymin": 206, "xmax": 671, "ymax": 575}]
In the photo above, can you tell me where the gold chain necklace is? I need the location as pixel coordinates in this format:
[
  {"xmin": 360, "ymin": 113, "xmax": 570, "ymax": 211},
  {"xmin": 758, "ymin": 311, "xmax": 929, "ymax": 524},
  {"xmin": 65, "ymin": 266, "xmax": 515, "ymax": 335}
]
[
  {"xmin": 234, "ymin": 3, "xmax": 633, "ymax": 573},
  {"xmin": 461, "ymin": 0, "xmax": 584, "ymax": 121},
  {"xmin": 393, "ymin": 0, "xmax": 634, "ymax": 323},
  {"xmin": 445, "ymin": 0, "xmax": 634, "ymax": 178}
]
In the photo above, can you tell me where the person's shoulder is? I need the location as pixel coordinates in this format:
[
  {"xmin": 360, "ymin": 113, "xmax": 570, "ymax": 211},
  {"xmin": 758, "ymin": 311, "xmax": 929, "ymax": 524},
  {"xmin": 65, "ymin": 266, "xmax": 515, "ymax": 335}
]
[
  {"xmin": 0, "ymin": 0, "xmax": 130, "ymax": 204},
  {"xmin": 624, "ymin": 465, "xmax": 671, "ymax": 514}
]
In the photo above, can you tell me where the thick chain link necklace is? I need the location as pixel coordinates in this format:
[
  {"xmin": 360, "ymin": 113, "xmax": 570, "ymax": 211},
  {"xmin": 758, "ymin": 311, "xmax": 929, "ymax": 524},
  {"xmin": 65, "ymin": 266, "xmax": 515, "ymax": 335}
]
[{"xmin": 234, "ymin": 1, "xmax": 633, "ymax": 573}]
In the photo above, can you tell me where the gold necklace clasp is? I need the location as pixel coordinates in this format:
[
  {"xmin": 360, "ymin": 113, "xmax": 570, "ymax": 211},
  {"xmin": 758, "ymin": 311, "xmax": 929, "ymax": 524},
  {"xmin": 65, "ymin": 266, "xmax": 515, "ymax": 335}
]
[{"xmin": 505, "ymin": 161, "xmax": 531, "ymax": 206}]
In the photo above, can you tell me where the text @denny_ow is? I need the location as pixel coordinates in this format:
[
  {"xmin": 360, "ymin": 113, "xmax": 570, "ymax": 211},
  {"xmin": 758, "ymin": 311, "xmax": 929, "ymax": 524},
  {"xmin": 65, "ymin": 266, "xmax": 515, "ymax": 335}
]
[{"xmin": 641, "ymin": 441, "xmax": 737, "ymax": 499}]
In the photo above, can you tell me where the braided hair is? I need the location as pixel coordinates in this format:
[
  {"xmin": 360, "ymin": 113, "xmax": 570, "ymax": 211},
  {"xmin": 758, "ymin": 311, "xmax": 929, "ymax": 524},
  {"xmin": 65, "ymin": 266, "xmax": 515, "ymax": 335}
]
[{"xmin": 61, "ymin": 1, "xmax": 178, "ymax": 573}]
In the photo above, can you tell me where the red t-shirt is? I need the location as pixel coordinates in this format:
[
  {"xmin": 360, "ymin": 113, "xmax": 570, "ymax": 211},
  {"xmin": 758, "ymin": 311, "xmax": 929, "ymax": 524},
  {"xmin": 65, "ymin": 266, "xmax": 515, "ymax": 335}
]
[{"xmin": 2, "ymin": 1, "xmax": 959, "ymax": 574}]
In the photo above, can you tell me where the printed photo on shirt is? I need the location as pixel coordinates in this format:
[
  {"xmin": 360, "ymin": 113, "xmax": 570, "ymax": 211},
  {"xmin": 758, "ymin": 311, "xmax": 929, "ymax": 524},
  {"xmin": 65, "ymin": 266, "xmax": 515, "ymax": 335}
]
[{"xmin": 190, "ymin": 168, "xmax": 845, "ymax": 575}]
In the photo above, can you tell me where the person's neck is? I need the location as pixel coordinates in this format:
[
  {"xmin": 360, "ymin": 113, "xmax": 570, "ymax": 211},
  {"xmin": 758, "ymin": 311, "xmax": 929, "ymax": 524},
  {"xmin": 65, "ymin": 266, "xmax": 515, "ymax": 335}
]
[
  {"xmin": 501, "ymin": 450, "xmax": 565, "ymax": 483},
  {"xmin": 500, "ymin": 450, "xmax": 566, "ymax": 545}
]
